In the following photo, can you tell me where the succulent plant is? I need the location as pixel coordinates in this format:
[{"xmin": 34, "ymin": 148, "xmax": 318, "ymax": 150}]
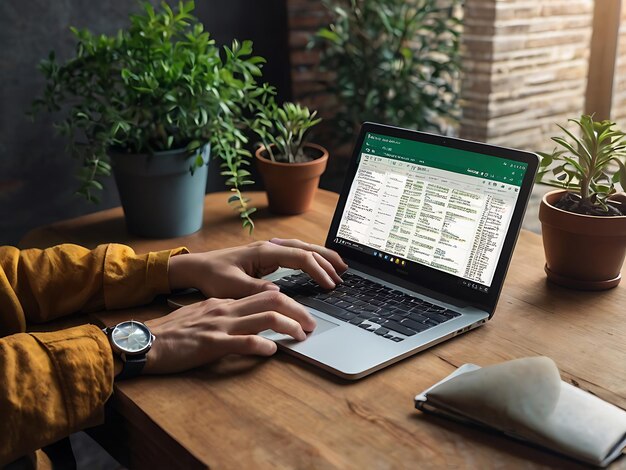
[
  {"xmin": 537, "ymin": 114, "xmax": 626, "ymax": 216},
  {"xmin": 250, "ymin": 101, "xmax": 322, "ymax": 163}
]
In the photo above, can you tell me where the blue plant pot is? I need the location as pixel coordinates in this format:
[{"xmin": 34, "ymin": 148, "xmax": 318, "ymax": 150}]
[{"xmin": 110, "ymin": 144, "xmax": 209, "ymax": 238}]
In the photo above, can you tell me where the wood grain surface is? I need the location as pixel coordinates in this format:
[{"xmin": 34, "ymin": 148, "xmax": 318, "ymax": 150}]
[{"xmin": 20, "ymin": 190, "xmax": 626, "ymax": 469}]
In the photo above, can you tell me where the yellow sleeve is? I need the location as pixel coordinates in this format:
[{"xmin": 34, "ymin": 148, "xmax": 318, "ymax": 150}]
[
  {"xmin": 0, "ymin": 243, "xmax": 188, "ymax": 465},
  {"xmin": 0, "ymin": 243, "xmax": 188, "ymax": 335},
  {"xmin": 0, "ymin": 325, "xmax": 113, "ymax": 466}
]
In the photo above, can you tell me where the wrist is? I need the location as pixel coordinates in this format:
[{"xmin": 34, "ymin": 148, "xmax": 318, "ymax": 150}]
[
  {"xmin": 142, "ymin": 318, "xmax": 162, "ymax": 374},
  {"xmin": 103, "ymin": 321, "xmax": 154, "ymax": 380},
  {"xmin": 168, "ymin": 252, "xmax": 194, "ymax": 291},
  {"xmin": 142, "ymin": 342, "xmax": 159, "ymax": 375}
]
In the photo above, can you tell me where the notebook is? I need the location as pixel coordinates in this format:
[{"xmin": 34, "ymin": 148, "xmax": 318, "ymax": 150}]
[{"xmin": 260, "ymin": 122, "xmax": 539, "ymax": 379}]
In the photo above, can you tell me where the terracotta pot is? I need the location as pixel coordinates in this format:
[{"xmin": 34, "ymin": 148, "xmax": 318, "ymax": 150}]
[
  {"xmin": 538, "ymin": 189, "xmax": 626, "ymax": 290},
  {"xmin": 255, "ymin": 143, "xmax": 329, "ymax": 215}
]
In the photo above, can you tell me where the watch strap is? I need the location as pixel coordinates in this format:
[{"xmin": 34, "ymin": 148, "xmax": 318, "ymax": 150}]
[{"xmin": 116, "ymin": 354, "xmax": 147, "ymax": 381}]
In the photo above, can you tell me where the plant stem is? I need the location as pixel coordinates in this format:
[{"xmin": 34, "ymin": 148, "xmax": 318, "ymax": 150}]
[{"xmin": 580, "ymin": 176, "xmax": 589, "ymax": 200}]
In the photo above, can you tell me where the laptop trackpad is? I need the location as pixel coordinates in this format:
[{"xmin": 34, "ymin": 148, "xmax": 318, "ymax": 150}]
[{"xmin": 259, "ymin": 314, "xmax": 339, "ymax": 342}]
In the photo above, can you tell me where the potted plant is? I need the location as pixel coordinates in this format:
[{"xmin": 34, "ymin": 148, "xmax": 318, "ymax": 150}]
[
  {"xmin": 313, "ymin": 0, "xmax": 463, "ymax": 143},
  {"xmin": 537, "ymin": 114, "xmax": 626, "ymax": 290},
  {"xmin": 250, "ymin": 101, "xmax": 327, "ymax": 214},
  {"xmin": 32, "ymin": 1, "xmax": 270, "ymax": 237}
]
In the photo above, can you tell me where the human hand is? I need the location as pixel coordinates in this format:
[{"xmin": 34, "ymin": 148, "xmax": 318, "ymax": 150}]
[
  {"xmin": 168, "ymin": 238, "xmax": 348, "ymax": 299},
  {"xmin": 143, "ymin": 290, "xmax": 316, "ymax": 374}
]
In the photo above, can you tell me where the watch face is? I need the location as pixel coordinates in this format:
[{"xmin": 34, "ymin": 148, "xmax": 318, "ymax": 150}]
[{"xmin": 111, "ymin": 321, "xmax": 152, "ymax": 354}]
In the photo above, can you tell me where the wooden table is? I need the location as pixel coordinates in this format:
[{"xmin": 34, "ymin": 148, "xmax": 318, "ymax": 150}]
[{"xmin": 21, "ymin": 190, "xmax": 626, "ymax": 469}]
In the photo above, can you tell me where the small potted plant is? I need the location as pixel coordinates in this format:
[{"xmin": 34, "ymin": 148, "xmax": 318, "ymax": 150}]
[
  {"xmin": 537, "ymin": 114, "xmax": 626, "ymax": 290},
  {"xmin": 251, "ymin": 101, "xmax": 327, "ymax": 214},
  {"xmin": 32, "ymin": 1, "xmax": 270, "ymax": 237}
]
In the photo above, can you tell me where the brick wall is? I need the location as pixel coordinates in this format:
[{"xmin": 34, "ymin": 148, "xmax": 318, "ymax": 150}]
[
  {"xmin": 286, "ymin": 0, "xmax": 334, "ymax": 118},
  {"xmin": 459, "ymin": 0, "xmax": 594, "ymax": 152},
  {"xmin": 285, "ymin": 0, "xmax": 351, "ymax": 188},
  {"xmin": 611, "ymin": 2, "xmax": 626, "ymax": 128}
]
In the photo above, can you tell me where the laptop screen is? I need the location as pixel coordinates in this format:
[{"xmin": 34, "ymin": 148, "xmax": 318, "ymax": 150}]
[{"xmin": 334, "ymin": 131, "xmax": 529, "ymax": 293}]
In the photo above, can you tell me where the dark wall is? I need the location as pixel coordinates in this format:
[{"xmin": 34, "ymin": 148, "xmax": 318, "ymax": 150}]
[{"xmin": 0, "ymin": 0, "xmax": 290, "ymax": 245}]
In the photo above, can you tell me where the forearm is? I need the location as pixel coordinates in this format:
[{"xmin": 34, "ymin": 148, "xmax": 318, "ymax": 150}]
[
  {"xmin": 0, "ymin": 244, "xmax": 188, "ymax": 333},
  {"xmin": 0, "ymin": 325, "xmax": 114, "ymax": 466}
]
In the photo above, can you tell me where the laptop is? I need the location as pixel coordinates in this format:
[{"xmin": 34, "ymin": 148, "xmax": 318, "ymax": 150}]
[{"xmin": 259, "ymin": 122, "xmax": 539, "ymax": 379}]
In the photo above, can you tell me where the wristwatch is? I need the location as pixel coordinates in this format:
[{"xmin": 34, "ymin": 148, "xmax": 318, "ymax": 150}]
[{"xmin": 103, "ymin": 320, "xmax": 155, "ymax": 380}]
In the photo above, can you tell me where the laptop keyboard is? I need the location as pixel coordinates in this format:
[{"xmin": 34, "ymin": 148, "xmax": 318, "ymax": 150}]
[{"xmin": 274, "ymin": 272, "xmax": 462, "ymax": 342}]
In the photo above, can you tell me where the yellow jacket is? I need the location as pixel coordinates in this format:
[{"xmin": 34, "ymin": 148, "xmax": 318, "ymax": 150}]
[{"xmin": 0, "ymin": 243, "xmax": 186, "ymax": 466}]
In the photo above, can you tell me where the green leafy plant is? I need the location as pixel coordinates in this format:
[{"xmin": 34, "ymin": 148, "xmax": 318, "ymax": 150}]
[
  {"xmin": 313, "ymin": 0, "xmax": 462, "ymax": 141},
  {"xmin": 250, "ymin": 101, "xmax": 322, "ymax": 163},
  {"xmin": 537, "ymin": 114, "xmax": 626, "ymax": 216},
  {"xmin": 32, "ymin": 1, "xmax": 273, "ymax": 231}
]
